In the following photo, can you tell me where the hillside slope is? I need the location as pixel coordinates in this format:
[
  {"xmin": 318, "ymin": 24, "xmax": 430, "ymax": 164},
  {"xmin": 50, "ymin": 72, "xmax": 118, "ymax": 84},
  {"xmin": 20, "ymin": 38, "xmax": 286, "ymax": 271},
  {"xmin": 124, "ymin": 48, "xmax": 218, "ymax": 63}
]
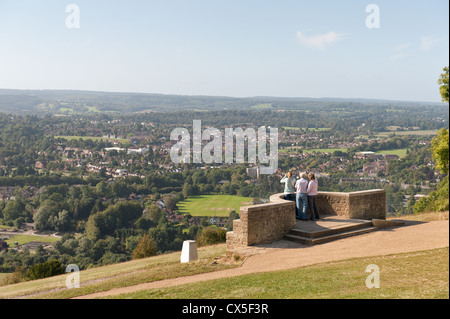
[
  {"xmin": 75, "ymin": 217, "xmax": 448, "ymax": 299},
  {"xmin": 0, "ymin": 213, "xmax": 448, "ymax": 299}
]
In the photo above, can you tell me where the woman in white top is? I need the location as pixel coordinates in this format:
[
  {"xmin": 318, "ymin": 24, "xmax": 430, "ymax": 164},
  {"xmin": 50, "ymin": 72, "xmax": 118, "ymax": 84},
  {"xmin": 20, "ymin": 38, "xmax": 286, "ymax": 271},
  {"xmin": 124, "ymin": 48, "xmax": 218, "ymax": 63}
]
[
  {"xmin": 295, "ymin": 172, "xmax": 309, "ymax": 220},
  {"xmin": 306, "ymin": 172, "xmax": 320, "ymax": 221}
]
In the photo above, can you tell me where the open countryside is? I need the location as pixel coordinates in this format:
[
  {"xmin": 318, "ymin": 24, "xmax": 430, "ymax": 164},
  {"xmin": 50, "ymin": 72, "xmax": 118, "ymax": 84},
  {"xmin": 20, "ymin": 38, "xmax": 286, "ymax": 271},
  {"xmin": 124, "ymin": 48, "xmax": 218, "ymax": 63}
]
[{"xmin": 0, "ymin": 1, "xmax": 448, "ymax": 306}]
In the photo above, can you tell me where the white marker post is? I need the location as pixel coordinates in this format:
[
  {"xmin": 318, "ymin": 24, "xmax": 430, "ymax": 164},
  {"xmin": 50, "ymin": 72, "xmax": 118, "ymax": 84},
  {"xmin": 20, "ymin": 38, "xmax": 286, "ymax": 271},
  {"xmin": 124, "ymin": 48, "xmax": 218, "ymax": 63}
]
[{"xmin": 180, "ymin": 240, "xmax": 198, "ymax": 263}]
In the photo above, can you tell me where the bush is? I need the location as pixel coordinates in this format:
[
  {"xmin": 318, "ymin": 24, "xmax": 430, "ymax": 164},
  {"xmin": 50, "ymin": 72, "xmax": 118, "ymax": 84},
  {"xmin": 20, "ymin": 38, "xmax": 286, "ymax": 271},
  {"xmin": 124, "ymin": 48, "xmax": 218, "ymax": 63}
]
[
  {"xmin": 414, "ymin": 175, "xmax": 449, "ymax": 213},
  {"xmin": 196, "ymin": 227, "xmax": 227, "ymax": 247},
  {"xmin": 132, "ymin": 234, "xmax": 158, "ymax": 260},
  {"xmin": 27, "ymin": 259, "xmax": 64, "ymax": 280}
]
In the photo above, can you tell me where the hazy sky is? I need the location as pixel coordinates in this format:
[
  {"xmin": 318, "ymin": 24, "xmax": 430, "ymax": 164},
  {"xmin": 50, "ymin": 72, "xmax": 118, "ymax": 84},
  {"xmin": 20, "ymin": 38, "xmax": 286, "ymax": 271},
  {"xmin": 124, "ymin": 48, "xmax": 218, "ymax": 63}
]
[{"xmin": 0, "ymin": 0, "xmax": 448, "ymax": 102}]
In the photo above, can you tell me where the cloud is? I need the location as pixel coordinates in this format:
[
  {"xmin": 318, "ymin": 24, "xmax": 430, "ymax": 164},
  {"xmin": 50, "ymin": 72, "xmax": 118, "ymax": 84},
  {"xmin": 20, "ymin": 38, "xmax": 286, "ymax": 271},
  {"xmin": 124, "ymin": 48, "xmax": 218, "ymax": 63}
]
[
  {"xmin": 393, "ymin": 43, "xmax": 412, "ymax": 51},
  {"xmin": 420, "ymin": 36, "xmax": 443, "ymax": 52},
  {"xmin": 389, "ymin": 43, "xmax": 411, "ymax": 61},
  {"xmin": 296, "ymin": 31, "xmax": 346, "ymax": 51},
  {"xmin": 389, "ymin": 53, "xmax": 406, "ymax": 61}
]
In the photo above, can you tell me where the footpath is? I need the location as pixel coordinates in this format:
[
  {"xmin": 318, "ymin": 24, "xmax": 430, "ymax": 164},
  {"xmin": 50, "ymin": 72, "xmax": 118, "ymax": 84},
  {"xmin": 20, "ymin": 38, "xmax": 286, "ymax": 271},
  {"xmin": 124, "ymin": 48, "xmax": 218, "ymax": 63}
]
[{"xmin": 75, "ymin": 219, "xmax": 449, "ymax": 299}]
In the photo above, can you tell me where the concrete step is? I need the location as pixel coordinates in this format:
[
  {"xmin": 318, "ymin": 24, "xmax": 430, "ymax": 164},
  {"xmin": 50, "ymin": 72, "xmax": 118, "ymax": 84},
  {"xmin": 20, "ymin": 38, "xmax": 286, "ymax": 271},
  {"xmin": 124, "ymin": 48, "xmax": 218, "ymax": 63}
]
[
  {"xmin": 284, "ymin": 226, "xmax": 379, "ymax": 245},
  {"xmin": 288, "ymin": 220, "xmax": 373, "ymax": 239}
]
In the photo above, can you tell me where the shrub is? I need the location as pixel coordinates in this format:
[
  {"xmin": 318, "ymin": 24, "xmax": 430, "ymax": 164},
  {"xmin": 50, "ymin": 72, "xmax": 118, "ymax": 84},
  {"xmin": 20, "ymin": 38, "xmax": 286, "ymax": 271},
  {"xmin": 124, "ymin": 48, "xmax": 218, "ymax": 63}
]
[
  {"xmin": 414, "ymin": 176, "xmax": 449, "ymax": 213},
  {"xmin": 132, "ymin": 234, "xmax": 158, "ymax": 260},
  {"xmin": 196, "ymin": 227, "xmax": 227, "ymax": 247},
  {"xmin": 27, "ymin": 259, "xmax": 64, "ymax": 280}
]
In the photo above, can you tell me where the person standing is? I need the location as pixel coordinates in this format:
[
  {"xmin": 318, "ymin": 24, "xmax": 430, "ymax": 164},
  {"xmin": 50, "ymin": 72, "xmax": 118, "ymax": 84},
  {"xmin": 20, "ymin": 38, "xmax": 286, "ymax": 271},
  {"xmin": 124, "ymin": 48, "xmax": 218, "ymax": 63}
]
[
  {"xmin": 295, "ymin": 172, "xmax": 309, "ymax": 220},
  {"xmin": 307, "ymin": 172, "xmax": 320, "ymax": 221},
  {"xmin": 280, "ymin": 171, "xmax": 296, "ymax": 202}
]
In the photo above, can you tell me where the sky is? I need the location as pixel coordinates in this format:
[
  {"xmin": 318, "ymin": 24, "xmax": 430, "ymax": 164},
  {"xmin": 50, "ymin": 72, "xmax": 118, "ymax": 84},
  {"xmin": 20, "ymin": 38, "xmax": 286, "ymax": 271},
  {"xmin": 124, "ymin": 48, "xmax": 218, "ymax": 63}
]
[{"xmin": 0, "ymin": 0, "xmax": 449, "ymax": 102}]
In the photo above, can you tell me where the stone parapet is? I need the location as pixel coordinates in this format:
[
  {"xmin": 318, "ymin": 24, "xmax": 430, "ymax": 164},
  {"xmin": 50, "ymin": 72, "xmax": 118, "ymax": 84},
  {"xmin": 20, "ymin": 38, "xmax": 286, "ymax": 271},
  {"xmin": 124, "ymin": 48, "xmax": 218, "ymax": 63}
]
[
  {"xmin": 226, "ymin": 198, "xmax": 296, "ymax": 250},
  {"xmin": 226, "ymin": 189, "xmax": 386, "ymax": 250}
]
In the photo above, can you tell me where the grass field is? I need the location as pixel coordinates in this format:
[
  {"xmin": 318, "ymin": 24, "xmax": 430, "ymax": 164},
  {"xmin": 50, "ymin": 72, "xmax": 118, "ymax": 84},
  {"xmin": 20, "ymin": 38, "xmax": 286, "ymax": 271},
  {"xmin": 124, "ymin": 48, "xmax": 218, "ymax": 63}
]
[
  {"xmin": 177, "ymin": 195, "xmax": 253, "ymax": 217},
  {"xmin": 251, "ymin": 103, "xmax": 273, "ymax": 109},
  {"xmin": 302, "ymin": 148, "xmax": 347, "ymax": 154},
  {"xmin": 377, "ymin": 129, "xmax": 440, "ymax": 137},
  {"xmin": 115, "ymin": 247, "xmax": 449, "ymax": 299},
  {"xmin": 282, "ymin": 127, "xmax": 329, "ymax": 131},
  {"xmin": 0, "ymin": 245, "xmax": 231, "ymax": 299},
  {"xmin": 375, "ymin": 148, "xmax": 409, "ymax": 158},
  {"xmin": 5, "ymin": 234, "xmax": 60, "ymax": 246},
  {"xmin": 0, "ymin": 213, "xmax": 447, "ymax": 299},
  {"xmin": 54, "ymin": 136, "xmax": 129, "ymax": 144},
  {"xmin": 280, "ymin": 147, "xmax": 347, "ymax": 154},
  {"xmin": 0, "ymin": 273, "xmax": 11, "ymax": 283}
]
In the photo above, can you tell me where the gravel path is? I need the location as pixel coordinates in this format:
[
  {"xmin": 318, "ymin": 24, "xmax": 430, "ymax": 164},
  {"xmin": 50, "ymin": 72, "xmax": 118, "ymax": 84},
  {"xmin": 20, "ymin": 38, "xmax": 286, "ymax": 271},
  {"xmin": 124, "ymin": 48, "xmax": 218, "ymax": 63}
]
[{"xmin": 74, "ymin": 220, "xmax": 449, "ymax": 299}]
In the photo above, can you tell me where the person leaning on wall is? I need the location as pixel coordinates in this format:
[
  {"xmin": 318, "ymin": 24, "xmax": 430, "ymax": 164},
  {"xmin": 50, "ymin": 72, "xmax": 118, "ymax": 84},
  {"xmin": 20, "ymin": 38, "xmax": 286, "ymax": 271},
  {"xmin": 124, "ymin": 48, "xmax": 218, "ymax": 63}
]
[{"xmin": 280, "ymin": 171, "xmax": 296, "ymax": 202}]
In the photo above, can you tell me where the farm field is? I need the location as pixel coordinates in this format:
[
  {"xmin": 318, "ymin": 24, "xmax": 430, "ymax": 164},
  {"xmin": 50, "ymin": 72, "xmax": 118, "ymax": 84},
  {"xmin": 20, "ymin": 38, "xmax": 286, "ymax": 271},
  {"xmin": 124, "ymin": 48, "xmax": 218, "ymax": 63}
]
[
  {"xmin": 177, "ymin": 195, "xmax": 253, "ymax": 217},
  {"xmin": 282, "ymin": 127, "xmax": 329, "ymax": 131},
  {"xmin": 302, "ymin": 148, "xmax": 347, "ymax": 154},
  {"xmin": 280, "ymin": 147, "xmax": 347, "ymax": 154},
  {"xmin": 251, "ymin": 103, "xmax": 273, "ymax": 109},
  {"xmin": 377, "ymin": 129, "xmax": 440, "ymax": 137}
]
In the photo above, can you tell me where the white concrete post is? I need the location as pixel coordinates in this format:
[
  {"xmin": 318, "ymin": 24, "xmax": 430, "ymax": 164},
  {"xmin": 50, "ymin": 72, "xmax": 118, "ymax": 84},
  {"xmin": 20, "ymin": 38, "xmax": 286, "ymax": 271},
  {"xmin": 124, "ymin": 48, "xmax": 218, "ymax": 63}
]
[{"xmin": 180, "ymin": 240, "xmax": 198, "ymax": 263}]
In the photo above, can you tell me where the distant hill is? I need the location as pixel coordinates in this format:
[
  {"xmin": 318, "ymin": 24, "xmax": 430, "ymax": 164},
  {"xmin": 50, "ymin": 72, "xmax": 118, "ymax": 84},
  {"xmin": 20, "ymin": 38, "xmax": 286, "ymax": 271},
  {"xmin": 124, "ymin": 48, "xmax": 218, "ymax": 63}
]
[{"xmin": 0, "ymin": 88, "xmax": 446, "ymax": 114}]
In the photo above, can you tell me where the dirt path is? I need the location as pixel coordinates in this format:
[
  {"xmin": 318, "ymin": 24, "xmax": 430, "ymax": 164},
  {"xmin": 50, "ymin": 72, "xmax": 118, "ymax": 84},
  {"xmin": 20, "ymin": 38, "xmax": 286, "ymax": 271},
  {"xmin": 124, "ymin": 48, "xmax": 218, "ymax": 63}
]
[{"xmin": 74, "ymin": 220, "xmax": 449, "ymax": 299}]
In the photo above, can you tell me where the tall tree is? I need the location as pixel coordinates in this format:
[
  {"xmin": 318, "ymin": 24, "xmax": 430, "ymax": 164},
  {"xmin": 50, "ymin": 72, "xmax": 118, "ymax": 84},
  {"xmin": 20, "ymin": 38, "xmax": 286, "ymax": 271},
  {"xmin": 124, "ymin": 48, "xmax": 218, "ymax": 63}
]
[
  {"xmin": 433, "ymin": 67, "xmax": 450, "ymax": 174},
  {"xmin": 432, "ymin": 128, "xmax": 449, "ymax": 174},
  {"xmin": 438, "ymin": 66, "xmax": 449, "ymax": 103},
  {"xmin": 132, "ymin": 233, "xmax": 157, "ymax": 259},
  {"xmin": 414, "ymin": 67, "xmax": 450, "ymax": 213}
]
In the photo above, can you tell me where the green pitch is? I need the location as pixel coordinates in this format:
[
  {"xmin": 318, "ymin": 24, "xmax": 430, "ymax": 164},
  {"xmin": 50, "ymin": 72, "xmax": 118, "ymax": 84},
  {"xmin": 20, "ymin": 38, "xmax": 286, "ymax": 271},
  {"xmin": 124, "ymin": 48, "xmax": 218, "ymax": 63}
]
[{"xmin": 177, "ymin": 195, "xmax": 253, "ymax": 217}]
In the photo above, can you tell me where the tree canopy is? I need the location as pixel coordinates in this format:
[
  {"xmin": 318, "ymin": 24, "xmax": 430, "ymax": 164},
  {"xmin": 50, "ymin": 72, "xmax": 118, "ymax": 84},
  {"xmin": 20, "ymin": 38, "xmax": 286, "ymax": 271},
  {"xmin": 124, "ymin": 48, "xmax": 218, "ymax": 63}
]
[{"xmin": 438, "ymin": 66, "xmax": 449, "ymax": 104}]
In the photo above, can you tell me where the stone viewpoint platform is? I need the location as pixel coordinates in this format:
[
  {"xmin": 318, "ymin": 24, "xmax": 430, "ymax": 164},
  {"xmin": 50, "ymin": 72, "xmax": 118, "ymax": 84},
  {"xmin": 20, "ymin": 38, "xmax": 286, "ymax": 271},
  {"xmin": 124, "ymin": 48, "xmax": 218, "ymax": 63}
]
[
  {"xmin": 284, "ymin": 217, "xmax": 378, "ymax": 245},
  {"xmin": 226, "ymin": 189, "xmax": 394, "ymax": 253}
]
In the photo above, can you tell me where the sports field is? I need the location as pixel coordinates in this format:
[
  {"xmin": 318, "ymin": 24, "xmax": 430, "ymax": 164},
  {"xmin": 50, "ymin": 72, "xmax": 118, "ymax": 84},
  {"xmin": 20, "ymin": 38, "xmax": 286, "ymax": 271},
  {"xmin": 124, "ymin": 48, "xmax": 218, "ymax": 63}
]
[
  {"xmin": 54, "ymin": 136, "xmax": 129, "ymax": 143},
  {"xmin": 177, "ymin": 195, "xmax": 253, "ymax": 217},
  {"xmin": 375, "ymin": 148, "xmax": 409, "ymax": 158}
]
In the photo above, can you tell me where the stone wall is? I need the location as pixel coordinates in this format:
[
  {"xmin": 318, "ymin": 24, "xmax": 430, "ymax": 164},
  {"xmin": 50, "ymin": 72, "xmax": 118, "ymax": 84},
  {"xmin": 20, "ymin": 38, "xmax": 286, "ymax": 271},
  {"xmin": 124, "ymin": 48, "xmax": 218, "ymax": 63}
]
[
  {"xmin": 226, "ymin": 189, "xmax": 386, "ymax": 250},
  {"xmin": 316, "ymin": 189, "xmax": 386, "ymax": 220},
  {"xmin": 226, "ymin": 196, "xmax": 296, "ymax": 249}
]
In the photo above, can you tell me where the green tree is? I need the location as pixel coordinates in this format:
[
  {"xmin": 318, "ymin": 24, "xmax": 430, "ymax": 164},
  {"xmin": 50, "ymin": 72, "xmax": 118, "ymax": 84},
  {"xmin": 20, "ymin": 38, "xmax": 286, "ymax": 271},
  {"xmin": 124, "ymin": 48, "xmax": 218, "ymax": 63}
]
[
  {"xmin": 27, "ymin": 259, "xmax": 64, "ymax": 280},
  {"xmin": 224, "ymin": 210, "xmax": 240, "ymax": 230},
  {"xmin": 2, "ymin": 200, "xmax": 23, "ymax": 222},
  {"xmin": 182, "ymin": 183, "xmax": 193, "ymax": 198},
  {"xmin": 145, "ymin": 204, "xmax": 164, "ymax": 224},
  {"xmin": 33, "ymin": 203, "xmax": 57, "ymax": 231},
  {"xmin": 431, "ymin": 128, "xmax": 449, "ymax": 174},
  {"xmin": 413, "ymin": 66, "xmax": 450, "ymax": 214},
  {"xmin": 433, "ymin": 66, "xmax": 450, "ymax": 174},
  {"xmin": 431, "ymin": 67, "xmax": 450, "ymax": 175},
  {"xmin": 132, "ymin": 233, "xmax": 157, "ymax": 259},
  {"xmin": 438, "ymin": 66, "xmax": 449, "ymax": 103},
  {"xmin": 196, "ymin": 227, "xmax": 227, "ymax": 246}
]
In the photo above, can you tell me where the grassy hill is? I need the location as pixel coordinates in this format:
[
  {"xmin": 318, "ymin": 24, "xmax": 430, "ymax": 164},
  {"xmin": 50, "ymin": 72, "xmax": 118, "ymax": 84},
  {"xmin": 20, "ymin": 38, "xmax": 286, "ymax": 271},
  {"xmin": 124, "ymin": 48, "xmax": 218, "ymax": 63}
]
[
  {"xmin": 0, "ymin": 245, "xmax": 233, "ymax": 299},
  {"xmin": 112, "ymin": 247, "xmax": 449, "ymax": 299},
  {"xmin": 1, "ymin": 246, "xmax": 447, "ymax": 299},
  {"xmin": 0, "ymin": 213, "xmax": 448, "ymax": 299}
]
